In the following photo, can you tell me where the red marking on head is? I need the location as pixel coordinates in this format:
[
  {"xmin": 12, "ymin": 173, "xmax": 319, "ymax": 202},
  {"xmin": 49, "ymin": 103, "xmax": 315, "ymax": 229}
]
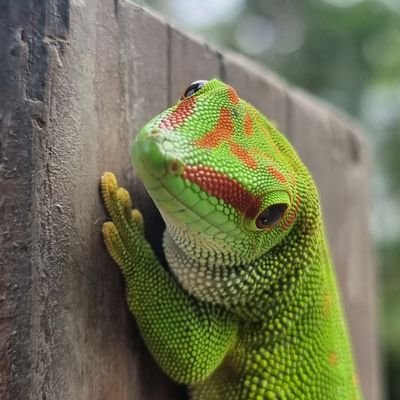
[
  {"xmin": 159, "ymin": 96, "xmax": 196, "ymax": 129},
  {"xmin": 229, "ymin": 142, "xmax": 257, "ymax": 169},
  {"xmin": 227, "ymin": 87, "xmax": 239, "ymax": 104},
  {"xmin": 195, "ymin": 108, "xmax": 257, "ymax": 168},
  {"xmin": 267, "ymin": 165, "xmax": 287, "ymax": 185},
  {"xmin": 245, "ymin": 201, "xmax": 261, "ymax": 219},
  {"xmin": 244, "ymin": 112, "xmax": 253, "ymax": 136},
  {"xmin": 183, "ymin": 165, "xmax": 261, "ymax": 218},
  {"xmin": 195, "ymin": 108, "xmax": 234, "ymax": 149}
]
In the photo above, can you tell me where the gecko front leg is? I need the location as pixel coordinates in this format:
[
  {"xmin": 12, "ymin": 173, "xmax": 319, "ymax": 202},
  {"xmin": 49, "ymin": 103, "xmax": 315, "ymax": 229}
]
[{"xmin": 100, "ymin": 172, "xmax": 238, "ymax": 385}]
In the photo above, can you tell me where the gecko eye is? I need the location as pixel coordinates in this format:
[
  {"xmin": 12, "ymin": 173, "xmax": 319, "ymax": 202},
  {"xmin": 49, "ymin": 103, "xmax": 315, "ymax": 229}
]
[
  {"xmin": 181, "ymin": 80, "xmax": 208, "ymax": 99},
  {"xmin": 256, "ymin": 204, "xmax": 288, "ymax": 229}
]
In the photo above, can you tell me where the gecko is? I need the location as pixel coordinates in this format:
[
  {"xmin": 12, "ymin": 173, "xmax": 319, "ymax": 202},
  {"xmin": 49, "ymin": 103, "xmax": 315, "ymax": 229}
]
[{"xmin": 100, "ymin": 79, "xmax": 361, "ymax": 399}]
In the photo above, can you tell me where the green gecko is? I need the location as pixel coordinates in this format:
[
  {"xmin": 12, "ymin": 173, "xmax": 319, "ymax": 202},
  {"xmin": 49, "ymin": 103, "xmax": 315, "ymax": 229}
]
[{"xmin": 100, "ymin": 79, "xmax": 361, "ymax": 399}]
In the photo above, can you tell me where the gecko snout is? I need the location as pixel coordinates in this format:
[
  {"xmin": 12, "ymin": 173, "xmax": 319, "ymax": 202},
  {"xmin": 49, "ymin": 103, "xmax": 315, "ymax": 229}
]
[{"xmin": 133, "ymin": 127, "xmax": 184, "ymax": 179}]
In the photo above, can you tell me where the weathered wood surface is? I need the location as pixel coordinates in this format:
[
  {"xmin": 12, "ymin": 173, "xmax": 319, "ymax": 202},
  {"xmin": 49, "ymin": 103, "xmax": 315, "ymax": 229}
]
[{"xmin": 0, "ymin": 1, "xmax": 380, "ymax": 399}]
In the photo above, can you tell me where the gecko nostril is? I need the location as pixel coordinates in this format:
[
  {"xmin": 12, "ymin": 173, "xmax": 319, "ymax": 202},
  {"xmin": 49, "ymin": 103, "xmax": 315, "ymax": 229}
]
[
  {"xmin": 167, "ymin": 158, "xmax": 184, "ymax": 176},
  {"xmin": 170, "ymin": 160, "xmax": 179, "ymax": 172}
]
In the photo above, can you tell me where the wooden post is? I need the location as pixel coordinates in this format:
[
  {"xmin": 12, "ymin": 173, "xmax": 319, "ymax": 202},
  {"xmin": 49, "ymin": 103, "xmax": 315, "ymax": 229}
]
[{"xmin": 0, "ymin": 1, "xmax": 380, "ymax": 399}]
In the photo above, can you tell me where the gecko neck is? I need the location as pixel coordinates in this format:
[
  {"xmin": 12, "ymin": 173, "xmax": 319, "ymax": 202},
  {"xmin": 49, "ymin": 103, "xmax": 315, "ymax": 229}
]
[{"xmin": 163, "ymin": 183, "xmax": 338, "ymax": 324}]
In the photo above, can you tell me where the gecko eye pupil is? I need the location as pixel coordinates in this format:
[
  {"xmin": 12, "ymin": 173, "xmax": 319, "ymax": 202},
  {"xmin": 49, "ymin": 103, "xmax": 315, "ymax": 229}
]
[
  {"xmin": 182, "ymin": 80, "xmax": 208, "ymax": 99},
  {"xmin": 256, "ymin": 204, "xmax": 288, "ymax": 229}
]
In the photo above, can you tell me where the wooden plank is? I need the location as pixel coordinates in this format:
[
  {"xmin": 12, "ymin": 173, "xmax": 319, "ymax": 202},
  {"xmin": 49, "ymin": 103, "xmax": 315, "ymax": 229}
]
[
  {"xmin": 28, "ymin": 0, "xmax": 134, "ymax": 398},
  {"xmin": 1, "ymin": 2, "xmax": 71, "ymax": 399},
  {"xmin": 168, "ymin": 27, "xmax": 220, "ymax": 102},
  {"xmin": 0, "ymin": 2, "xmax": 37, "ymax": 398}
]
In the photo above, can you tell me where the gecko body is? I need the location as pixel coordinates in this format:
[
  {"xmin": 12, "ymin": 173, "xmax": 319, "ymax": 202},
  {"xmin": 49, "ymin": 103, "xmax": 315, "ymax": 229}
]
[{"xmin": 101, "ymin": 79, "xmax": 361, "ymax": 399}]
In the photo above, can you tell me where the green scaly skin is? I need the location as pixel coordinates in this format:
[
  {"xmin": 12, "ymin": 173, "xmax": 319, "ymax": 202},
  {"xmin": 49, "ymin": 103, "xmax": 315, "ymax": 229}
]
[{"xmin": 101, "ymin": 79, "xmax": 361, "ymax": 399}]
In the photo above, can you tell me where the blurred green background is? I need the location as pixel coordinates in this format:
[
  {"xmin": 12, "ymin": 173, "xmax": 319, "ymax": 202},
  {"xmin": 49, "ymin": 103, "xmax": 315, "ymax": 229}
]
[{"xmin": 141, "ymin": 0, "xmax": 399, "ymax": 398}]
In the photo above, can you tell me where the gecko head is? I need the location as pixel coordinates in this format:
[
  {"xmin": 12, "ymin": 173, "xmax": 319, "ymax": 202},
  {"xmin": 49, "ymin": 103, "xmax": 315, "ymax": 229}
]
[{"xmin": 132, "ymin": 79, "xmax": 311, "ymax": 266}]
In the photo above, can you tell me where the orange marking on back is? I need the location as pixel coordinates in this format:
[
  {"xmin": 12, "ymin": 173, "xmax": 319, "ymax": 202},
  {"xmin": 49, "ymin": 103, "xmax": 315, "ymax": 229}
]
[
  {"xmin": 329, "ymin": 351, "xmax": 338, "ymax": 366},
  {"xmin": 229, "ymin": 142, "xmax": 257, "ymax": 169},
  {"xmin": 322, "ymin": 292, "xmax": 332, "ymax": 317},
  {"xmin": 195, "ymin": 108, "xmax": 234, "ymax": 149},
  {"xmin": 244, "ymin": 112, "xmax": 253, "ymax": 136},
  {"xmin": 227, "ymin": 87, "xmax": 239, "ymax": 104},
  {"xmin": 267, "ymin": 165, "xmax": 287, "ymax": 185}
]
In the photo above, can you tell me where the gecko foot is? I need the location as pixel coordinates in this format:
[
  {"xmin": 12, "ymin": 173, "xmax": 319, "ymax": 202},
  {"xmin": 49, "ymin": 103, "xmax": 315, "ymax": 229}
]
[{"xmin": 100, "ymin": 172, "xmax": 145, "ymax": 276}]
